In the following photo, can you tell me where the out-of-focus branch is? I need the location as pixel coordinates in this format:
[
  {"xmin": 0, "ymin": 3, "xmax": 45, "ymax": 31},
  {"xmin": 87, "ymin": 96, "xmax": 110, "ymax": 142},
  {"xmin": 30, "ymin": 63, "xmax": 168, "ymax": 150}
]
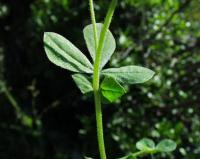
[
  {"xmin": 148, "ymin": 0, "xmax": 192, "ymax": 41},
  {"xmin": 140, "ymin": 0, "xmax": 192, "ymax": 52},
  {"xmin": 38, "ymin": 100, "xmax": 60, "ymax": 119},
  {"xmin": 3, "ymin": 84, "xmax": 22, "ymax": 118},
  {"xmin": 172, "ymin": 38, "xmax": 200, "ymax": 58},
  {"xmin": 119, "ymin": 46, "xmax": 134, "ymax": 60}
]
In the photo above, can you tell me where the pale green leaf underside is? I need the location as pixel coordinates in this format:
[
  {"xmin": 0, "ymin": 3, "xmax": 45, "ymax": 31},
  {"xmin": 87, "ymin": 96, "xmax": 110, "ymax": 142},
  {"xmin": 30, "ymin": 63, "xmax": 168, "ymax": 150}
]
[
  {"xmin": 101, "ymin": 76, "xmax": 126, "ymax": 103},
  {"xmin": 44, "ymin": 32, "xmax": 93, "ymax": 73},
  {"xmin": 136, "ymin": 138, "xmax": 155, "ymax": 151},
  {"xmin": 102, "ymin": 65, "xmax": 155, "ymax": 84},
  {"xmin": 84, "ymin": 157, "xmax": 94, "ymax": 159},
  {"xmin": 156, "ymin": 139, "xmax": 177, "ymax": 152},
  {"xmin": 83, "ymin": 23, "xmax": 116, "ymax": 69},
  {"xmin": 72, "ymin": 74, "xmax": 93, "ymax": 94}
]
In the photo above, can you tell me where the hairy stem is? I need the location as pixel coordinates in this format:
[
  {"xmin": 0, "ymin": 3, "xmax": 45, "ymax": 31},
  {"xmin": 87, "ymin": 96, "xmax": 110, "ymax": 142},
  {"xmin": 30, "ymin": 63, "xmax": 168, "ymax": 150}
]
[
  {"xmin": 90, "ymin": 0, "xmax": 118, "ymax": 159},
  {"xmin": 89, "ymin": 0, "xmax": 98, "ymax": 50},
  {"xmin": 93, "ymin": 0, "xmax": 118, "ymax": 90},
  {"xmin": 94, "ymin": 90, "xmax": 106, "ymax": 159}
]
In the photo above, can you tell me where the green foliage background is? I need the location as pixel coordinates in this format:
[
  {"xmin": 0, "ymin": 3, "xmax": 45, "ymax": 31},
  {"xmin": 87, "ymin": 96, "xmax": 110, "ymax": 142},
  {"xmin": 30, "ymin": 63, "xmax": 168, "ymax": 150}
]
[{"xmin": 0, "ymin": 0, "xmax": 200, "ymax": 158}]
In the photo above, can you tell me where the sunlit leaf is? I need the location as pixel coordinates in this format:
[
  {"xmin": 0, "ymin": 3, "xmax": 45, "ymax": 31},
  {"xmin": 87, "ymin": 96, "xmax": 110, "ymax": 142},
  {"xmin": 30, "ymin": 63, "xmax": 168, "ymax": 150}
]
[
  {"xmin": 156, "ymin": 139, "xmax": 177, "ymax": 152},
  {"xmin": 83, "ymin": 23, "xmax": 116, "ymax": 69},
  {"xmin": 102, "ymin": 65, "xmax": 155, "ymax": 84},
  {"xmin": 136, "ymin": 138, "xmax": 155, "ymax": 151},
  {"xmin": 44, "ymin": 32, "xmax": 93, "ymax": 73}
]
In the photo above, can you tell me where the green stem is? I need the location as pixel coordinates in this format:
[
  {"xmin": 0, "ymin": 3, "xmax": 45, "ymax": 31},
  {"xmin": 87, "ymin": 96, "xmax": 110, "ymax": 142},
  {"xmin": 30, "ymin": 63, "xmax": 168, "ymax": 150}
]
[
  {"xmin": 94, "ymin": 90, "xmax": 106, "ymax": 159},
  {"xmin": 93, "ymin": 0, "xmax": 118, "ymax": 90},
  {"xmin": 89, "ymin": 0, "xmax": 98, "ymax": 50},
  {"xmin": 131, "ymin": 151, "xmax": 147, "ymax": 157},
  {"xmin": 118, "ymin": 150, "xmax": 158, "ymax": 159},
  {"xmin": 132, "ymin": 150, "xmax": 157, "ymax": 158},
  {"xmin": 90, "ymin": 1, "xmax": 118, "ymax": 159}
]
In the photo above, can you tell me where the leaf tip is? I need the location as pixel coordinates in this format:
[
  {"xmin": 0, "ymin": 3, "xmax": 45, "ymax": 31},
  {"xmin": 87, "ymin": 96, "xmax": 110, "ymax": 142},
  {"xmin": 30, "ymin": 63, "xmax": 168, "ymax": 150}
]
[
  {"xmin": 43, "ymin": 32, "xmax": 51, "ymax": 40},
  {"xmin": 144, "ymin": 68, "xmax": 155, "ymax": 83},
  {"xmin": 150, "ymin": 69, "xmax": 156, "ymax": 78}
]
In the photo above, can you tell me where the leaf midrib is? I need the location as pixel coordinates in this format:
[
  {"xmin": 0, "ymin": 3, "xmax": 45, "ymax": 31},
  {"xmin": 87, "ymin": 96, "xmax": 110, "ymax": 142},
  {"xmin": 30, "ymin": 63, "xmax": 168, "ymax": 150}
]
[{"xmin": 48, "ymin": 34, "xmax": 93, "ymax": 71}]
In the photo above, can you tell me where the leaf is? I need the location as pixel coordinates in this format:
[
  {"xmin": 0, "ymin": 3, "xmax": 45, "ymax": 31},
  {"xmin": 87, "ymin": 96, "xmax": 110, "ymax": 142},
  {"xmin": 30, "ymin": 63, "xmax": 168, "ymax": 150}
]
[
  {"xmin": 156, "ymin": 139, "xmax": 177, "ymax": 152},
  {"xmin": 44, "ymin": 32, "xmax": 93, "ymax": 73},
  {"xmin": 84, "ymin": 156, "xmax": 94, "ymax": 159},
  {"xmin": 136, "ymin": 138, "xmax": 155, "ymax": 151},
  {"xmin": 102, "ymin": 65, "xmax": 155, "ymax": 84},
  {"xmin": 72, "ymin": 74, "xmax": 93, "ymax": 94},
  {"xmin": 83, "ymin": 23, "xmax": 116, "ymax": 69},
  {"xmin": 101, "ymin": 76, "xmax": 126, "ymax": 103}
]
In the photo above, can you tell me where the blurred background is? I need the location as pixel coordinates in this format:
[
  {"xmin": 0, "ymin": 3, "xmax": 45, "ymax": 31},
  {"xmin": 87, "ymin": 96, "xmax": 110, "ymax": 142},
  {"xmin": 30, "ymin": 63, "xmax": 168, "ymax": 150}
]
[{"xmin": 0, "ymin": 0, "xmax": 200, "ymax": 159}]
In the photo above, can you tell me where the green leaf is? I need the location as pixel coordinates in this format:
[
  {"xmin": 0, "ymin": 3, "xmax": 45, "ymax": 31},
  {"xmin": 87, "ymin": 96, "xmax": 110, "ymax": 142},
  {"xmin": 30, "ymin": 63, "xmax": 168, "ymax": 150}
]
[
  {"xmin": 44, "ymin": 32, "xmax": 93, "ymax": 73},
  {"xmin": 156, "ymin": 139, "xmax": 177, "ymax": 152},
  {"xmin": 101, "ymin": 76, "xmax": 126, "ymax": 103},
  {"xmin": 136, "ymin": 138, "xmax": 155, "ymax": 151},
  {"xmin": 83, "ymin": 23, "xmax": 116, "ymax": 69},
  {"xmin": 72, "ymin": 74, "xmax": 93, "ymax": 94},
  {"xmin": 102, "ymin": 65, "xmax": 155, "ymax": 84}
]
